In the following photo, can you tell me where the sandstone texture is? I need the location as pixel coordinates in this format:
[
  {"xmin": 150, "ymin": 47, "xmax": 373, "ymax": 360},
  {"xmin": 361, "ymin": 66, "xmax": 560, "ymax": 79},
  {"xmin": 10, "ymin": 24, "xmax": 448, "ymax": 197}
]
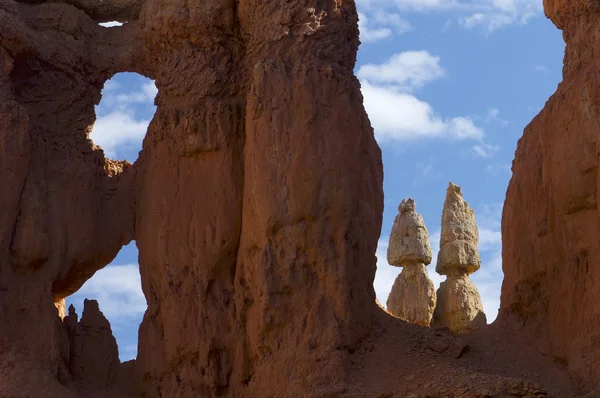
[
  {"xmin": 0, "ymin": 0, "xmax": 383, "ymax": 396},
  {"xmin": 387, "ymin": 264, "xmax": 437, "ymax": 327},
  {"xmin": 432, "ymin": 274, "xmax": 487, "ymax": 334},
  {"xmin": 432, "ymin": 183, "xmax": 486, "ymax": 334},
  {"xmin": 0, "ymin": 0, "xmax": 592, "ymax": 396},
  {"xmin": 64, "ymin": 300, "xmax": 120, "ymax": 387},
  {"xmin": 386, "ymin": 199, "xmax": 436, "ymax": 326},
  {"xmin": 436, "ymin": 183, "xmax": 480, "ymax": 276},
  {"xmin": 500, "ymin": 0, "xmax": 600, "ymax": 394},
  {"xmin": 387, "ymin": 199, "xmax": 433, "ymax": 266}
]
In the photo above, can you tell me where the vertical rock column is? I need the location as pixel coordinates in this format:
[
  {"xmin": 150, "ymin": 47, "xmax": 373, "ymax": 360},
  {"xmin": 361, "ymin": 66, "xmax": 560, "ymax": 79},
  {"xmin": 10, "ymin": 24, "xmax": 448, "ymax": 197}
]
[
  {"xmin": 386, "ymin": 199, "xmax": 436, "ymax": 327},
  {"xmin": 230, "ymin": 1, "xmax": 384, "ymax": 395},
  {"xmin": 432, "ymin": 183, "xmax": 487, "ymax": 334}
]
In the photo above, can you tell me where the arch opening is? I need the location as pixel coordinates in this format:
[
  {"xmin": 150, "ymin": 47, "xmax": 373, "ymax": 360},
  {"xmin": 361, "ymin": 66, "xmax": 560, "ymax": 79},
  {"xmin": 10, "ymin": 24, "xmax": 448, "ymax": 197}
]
[
  {"xmin": 65, "ymin": 242, "xmax": 145, "ymax": 362},
  {"xmin": 89, "ymin": 72, "xmax": 157, "ymax": 163},
  {"xmin": 99, "ymin": 21, "xmax": 125, "ymax": 28}
]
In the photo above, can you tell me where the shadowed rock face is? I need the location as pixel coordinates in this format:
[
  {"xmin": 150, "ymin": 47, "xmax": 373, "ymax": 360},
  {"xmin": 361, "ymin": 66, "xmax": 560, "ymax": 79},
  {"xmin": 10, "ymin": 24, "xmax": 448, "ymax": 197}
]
[
  {"xmin": 64, "ymin": 300, "xmax": 120, "ymax": 387},
  {"xmin": 0, "ymin": 0, "xmax": 383, "ymax": 396},
  {"xmin": 501, "ymin": 0, "xmax": 600, "ymax": 393}
]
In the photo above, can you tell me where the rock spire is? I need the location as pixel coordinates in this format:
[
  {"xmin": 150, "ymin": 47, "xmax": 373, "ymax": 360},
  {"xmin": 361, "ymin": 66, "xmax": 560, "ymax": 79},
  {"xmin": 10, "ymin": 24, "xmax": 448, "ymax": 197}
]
[
  {"xmin": 386, "ymin": 199, "xmax": 436, "ymax": 327},
  {"xmin": 432, "ymin": 183, "xmax": 486, "ymax": 334}
]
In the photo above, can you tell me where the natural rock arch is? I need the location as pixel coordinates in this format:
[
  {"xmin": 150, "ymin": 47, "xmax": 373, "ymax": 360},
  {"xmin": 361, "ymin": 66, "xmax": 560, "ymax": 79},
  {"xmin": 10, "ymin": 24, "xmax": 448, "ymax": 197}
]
[
  {"xmin": 1, "ymin": 0, "xmax": 599, "ymax": 396},
  {"xmin": 1, "ymin": 0, "xmax": 383, "ymax": 396},
  {"xmin": 89, "ymin": 72, "xmax": 157, "ymax": 163}
]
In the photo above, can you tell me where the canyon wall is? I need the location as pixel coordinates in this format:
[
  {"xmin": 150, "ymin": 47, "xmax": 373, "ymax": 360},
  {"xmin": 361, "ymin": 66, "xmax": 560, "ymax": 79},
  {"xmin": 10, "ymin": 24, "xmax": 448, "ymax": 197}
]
[
  {"xmin": 0, "ymin": 0, "xmax": 383, "ymax": 396},
  {"xmin": 501, "ymin": 0, "xmax": 600, "ymax": 393},
  {"xmin": 0, "ymin": 3, "xmax": 135, "ymax": 394}
]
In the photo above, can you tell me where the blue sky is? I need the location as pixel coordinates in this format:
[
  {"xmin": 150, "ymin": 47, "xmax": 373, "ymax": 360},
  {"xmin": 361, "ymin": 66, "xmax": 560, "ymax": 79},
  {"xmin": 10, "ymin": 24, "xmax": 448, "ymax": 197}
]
[{"xmin": 67, "ymin": 1, "xmax": 564, "ymax": 361}]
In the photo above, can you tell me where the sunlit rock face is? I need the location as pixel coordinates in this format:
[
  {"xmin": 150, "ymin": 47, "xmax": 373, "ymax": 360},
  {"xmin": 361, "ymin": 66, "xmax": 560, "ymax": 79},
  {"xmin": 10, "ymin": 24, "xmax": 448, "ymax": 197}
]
[
  {"xmin": 386, "ymin": 199, "xmax": 436, "ymax": 327},
  {"xmin": 432, "ymin": 183, "xmax": 486, "ymax": 334},
  {"xmin": 501, "ymin": 0, "xmax": 600, "ymax": 393}
]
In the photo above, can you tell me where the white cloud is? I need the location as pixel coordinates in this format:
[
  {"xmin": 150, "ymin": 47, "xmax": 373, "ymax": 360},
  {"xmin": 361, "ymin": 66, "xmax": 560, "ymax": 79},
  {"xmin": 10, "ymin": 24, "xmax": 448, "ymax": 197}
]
[
  {"xmin": 69, "ymin": 264, "xmax": 146, "ymax": 320},
  {"xmin": 358, "ymin": 11, "xmax": 412, "ymax": 43},
  {"xmin": 484, "ymin": 107, "xmax": 500, "ymax": 124},
  {"xmin": 115, "ymin": 82, "xmax": 158, "ymax": 104},
  {"xmin": 359, "ymin": 15, "xmax": 393, "ymax": 42},
  {"xmin": 89, "ymin": 77, "xmax": 157, "ymax": 161},
  {"xmin": 534, "ymin": 65, "xmax": 550, "ymax": 73},
  {"xmin": 358, "ymin": 52, "xmax": 484, "ymax": 143},
  {"xmin": 90, "ymin": 110, "xmax": 152, "ymax": 160},
  {"xmin": 484, "ymin": 107, "xmax": 510, "ymax": 126},
  {"xmin": 358, "ymin": 51, "xmax": 444, "ymax": 90},
  {"xmin": 373, "ymin": 239, "xmax": 398, "ymax": 305},
  {"xmin": 458, "ymin": 0, "xmax": 542, "ymax": 32},
  {"xmin": 361, "ymin": 79, "xmax": 483, "ymax": 142},
  {"xmin": 358, "ymin": 0, "xmax": 543, "ymax": 32},
  {"xmin": 472, "ymin": 143, "xmax": 501, "ymax": 158}
]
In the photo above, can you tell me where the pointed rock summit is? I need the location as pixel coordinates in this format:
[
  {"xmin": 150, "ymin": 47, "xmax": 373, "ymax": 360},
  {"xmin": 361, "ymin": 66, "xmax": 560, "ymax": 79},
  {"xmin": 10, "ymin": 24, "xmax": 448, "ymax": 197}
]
[
  {"xmin": 65, "ymin": 300, "xmax": 120, "ymax": 387},
  {"xmin": 386, "ymin": 199, "xmax": 437, "ymax": 327},
  {"xmin": 432, "ymin": 183, "xmax": 486, "ymax": 334}
]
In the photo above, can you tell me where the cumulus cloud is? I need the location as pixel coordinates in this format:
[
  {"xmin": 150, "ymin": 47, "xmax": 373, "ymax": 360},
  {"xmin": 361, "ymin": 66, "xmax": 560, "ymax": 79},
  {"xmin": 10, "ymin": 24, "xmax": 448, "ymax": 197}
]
[
  {"xmin": 374, "ymin": 202, "xmax": 505, "ymax": 323},
  {"xmin": 359, "ymin": 51, "xmax": 483, "ymax": 143},
  {"xmin": 89, "ymin": 77, "xmax": 157, "ymax": 161},
  {"xmin": 358, "ymin": 0, "xmax": 543, "ymax": 33},
  {"xmin": 115, "ymin": 82, "xmax": 158, "ymax": 104},
  {"xmin": 358, "ymin": 51, "xmax": 444, "ymax": 90},
  {"xmin": 90, "ymin": 110, "xmax": 153, "ymax": 159},
  {"xmin": 373, "ymin": 239, "xmax": 396, "ymax": 304},
  {"xmin": 359, "ymin": 11, "xmax": 412, "ymax": 43},
  {"xmin": 459, "ymin": 0, "xmax": 541, "ymax": 32},
  {"xmin": 472, "ymin": 143, "xmax": 501, "ymax": 158},
  {"xmin": 67, "ymin": 262, "xmax": 146, "ymax": 362},
  {"xmin": 68, "ymin": 264, "xmax": 147, "ymax": 320}
]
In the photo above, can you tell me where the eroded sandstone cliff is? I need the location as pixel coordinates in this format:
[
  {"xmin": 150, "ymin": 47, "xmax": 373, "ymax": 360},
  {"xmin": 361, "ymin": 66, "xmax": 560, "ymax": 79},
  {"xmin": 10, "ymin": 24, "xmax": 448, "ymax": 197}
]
[
  {"xmin": 0, "ymin": 0, "xmax": 383, "ymax": 396},
  {"xmin": 501, "ymin": 0, "xmax": 600, "ymax": 394},
  {"xmin": 0, "ymin": 0, "xmax": 596, "ymax": 396}
]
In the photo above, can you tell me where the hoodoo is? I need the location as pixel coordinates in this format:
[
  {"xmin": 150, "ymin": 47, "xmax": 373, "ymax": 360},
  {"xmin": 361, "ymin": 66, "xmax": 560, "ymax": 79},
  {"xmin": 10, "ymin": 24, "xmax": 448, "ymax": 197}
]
[
  {"xmin": 432, "ymin": 183, "xmax": 487, "ymax": 334},
  {"xmin": 386, "ymin": 199, "xmax": 437, "ymax": 327},
  {"xmin": 0, "ymin": 0, "xmax": 596, "ymax": 396}
]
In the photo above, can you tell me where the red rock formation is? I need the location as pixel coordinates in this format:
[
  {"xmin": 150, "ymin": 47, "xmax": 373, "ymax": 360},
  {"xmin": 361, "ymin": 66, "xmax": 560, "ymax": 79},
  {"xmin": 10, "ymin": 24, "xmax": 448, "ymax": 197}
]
[
  {"xmin": 0, "ymin": 0, "xmax": 383, "ymax": 396},
  {"xmin": 6, "ymin": 0, "xmax": 591, "ymax": 395},
  {"xmin": 0, "ymin": 3, "xmax": 135, "ymax": 395},
  {"xmin": 133, "ymin": 2, "xmax": 383, "ymax": 396},
  {"xmin": 65, "ymin": 300, "xmax": 120, "ymax": 387},
  {"xmin": 501, "ymin": 0, "xmax": 600, "ymax": 394}
]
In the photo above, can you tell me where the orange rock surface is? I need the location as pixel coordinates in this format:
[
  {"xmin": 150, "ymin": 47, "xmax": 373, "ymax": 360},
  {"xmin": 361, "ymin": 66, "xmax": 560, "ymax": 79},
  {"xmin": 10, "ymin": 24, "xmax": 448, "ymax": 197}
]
[
  {"xmin": 0, "ymin": 0, "xmax": 383, "ymax": 396},
  {"xmin": 500, "ymin": 0, "xmax": 600, "ymax": 393},
  {"xmin": 0, "ymin": 0, "xmax": 597, "ymax": 396}
]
